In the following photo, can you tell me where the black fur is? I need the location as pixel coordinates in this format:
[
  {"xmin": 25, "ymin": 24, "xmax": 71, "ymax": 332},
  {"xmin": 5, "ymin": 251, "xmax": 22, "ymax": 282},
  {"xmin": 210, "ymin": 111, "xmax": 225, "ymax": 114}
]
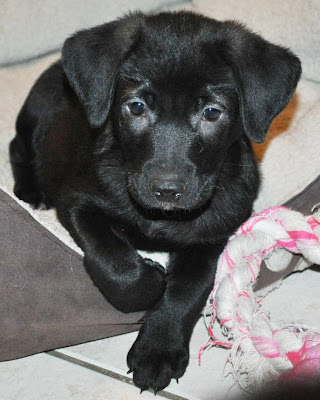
[{"xmin": 9, "ymin": 11, "xmax": 301, "ymax": 392}]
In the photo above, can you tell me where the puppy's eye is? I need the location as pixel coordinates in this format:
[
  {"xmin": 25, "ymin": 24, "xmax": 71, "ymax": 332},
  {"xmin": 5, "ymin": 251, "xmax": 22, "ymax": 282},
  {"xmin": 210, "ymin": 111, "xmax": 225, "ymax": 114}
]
[
  {"xmin": 202, "ymin": 107, "xmax": 221, "ymax": 122},
  {"xmin": 128, "ymin": 102, "xmax": 146, "ymax": 116}
]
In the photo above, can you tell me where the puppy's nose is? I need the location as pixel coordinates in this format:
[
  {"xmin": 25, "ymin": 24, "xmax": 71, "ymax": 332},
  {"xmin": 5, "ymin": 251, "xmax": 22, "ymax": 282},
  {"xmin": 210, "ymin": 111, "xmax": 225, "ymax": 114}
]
[{"xmin": 150, "ymin": 179, "xmax": 186, "ymax": 202}]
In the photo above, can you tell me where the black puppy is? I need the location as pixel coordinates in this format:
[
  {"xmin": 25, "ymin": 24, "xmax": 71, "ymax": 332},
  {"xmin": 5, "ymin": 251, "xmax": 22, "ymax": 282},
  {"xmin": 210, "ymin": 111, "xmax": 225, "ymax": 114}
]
[{"xmin": 10, "ymin": 11, "xmax": 301, "ymax": 392}]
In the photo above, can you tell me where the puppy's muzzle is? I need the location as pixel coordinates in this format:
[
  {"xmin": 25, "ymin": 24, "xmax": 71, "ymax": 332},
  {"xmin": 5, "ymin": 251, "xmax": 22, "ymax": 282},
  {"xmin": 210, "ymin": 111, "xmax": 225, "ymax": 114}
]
[{"xmin": 150, "ymin": 178, "xmax": 186, "ymax": 203}]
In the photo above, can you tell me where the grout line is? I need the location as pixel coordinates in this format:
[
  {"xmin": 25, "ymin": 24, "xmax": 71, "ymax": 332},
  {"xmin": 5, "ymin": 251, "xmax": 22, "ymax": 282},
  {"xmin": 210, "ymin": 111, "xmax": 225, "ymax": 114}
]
[{"xmin": 47, "ymin": 350, "xmax": 189, "ymax": 400}]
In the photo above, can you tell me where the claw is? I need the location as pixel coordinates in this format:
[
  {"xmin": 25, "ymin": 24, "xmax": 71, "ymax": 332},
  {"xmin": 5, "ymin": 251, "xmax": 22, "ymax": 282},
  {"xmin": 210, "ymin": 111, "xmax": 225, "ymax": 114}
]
[
  {"xmin": 154, "ymin": 388, "xmax": 158, "ymax": 396},
  {"xmin": 127, "ymin": 368, "xmax": 133, "ymax": 374},
  {"xmin": 140, "ymin": 386, "xmax": 148, "ymax": 394},
  {"xmin": 176, "ymin": 378, "xmax": 179, "ymax": 384}
]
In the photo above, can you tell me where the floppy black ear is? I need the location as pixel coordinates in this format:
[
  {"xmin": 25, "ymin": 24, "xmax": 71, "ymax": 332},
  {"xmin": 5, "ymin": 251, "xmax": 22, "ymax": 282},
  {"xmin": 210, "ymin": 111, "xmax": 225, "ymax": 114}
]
[
  {"xmin": 62, "ymin": 13, "xmax": 143, "ymax": 128},
  {"xmin": 224, "ymin": 22, "xmax": 302, "ymax": 143}
]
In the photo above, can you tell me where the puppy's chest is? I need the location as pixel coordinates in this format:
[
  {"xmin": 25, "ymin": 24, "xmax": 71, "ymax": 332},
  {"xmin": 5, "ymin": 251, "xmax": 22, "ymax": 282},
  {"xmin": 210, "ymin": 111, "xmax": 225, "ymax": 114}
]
[
  {"xmin": 135, "ymin": 218, "xmax": 209, "ymax": 247},
  {"xmin": 141, "ymin": 221, "xmax": 180, "ymax": 242}
]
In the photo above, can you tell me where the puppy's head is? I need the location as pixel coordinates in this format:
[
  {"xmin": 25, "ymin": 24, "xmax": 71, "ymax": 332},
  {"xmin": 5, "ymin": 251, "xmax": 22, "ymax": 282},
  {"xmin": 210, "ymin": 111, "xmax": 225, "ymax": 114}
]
[{"xmin": 62, "ymin": 12, "xmax": 301, "ymax": 212}]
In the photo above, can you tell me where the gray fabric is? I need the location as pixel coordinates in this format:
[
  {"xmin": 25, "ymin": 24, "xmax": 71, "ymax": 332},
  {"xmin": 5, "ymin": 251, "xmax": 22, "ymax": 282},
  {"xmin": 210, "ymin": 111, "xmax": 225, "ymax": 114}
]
[
  {"xmin": 0, "ymin": 189, "xmax": 143, "ymax": 361},
  {"xmin": 284, "ymin": 173, "xmax": 320, "ymax": 214},
  {"xmin": 255, "ymin": 174, "xmax": 320, "ymax": 293}
]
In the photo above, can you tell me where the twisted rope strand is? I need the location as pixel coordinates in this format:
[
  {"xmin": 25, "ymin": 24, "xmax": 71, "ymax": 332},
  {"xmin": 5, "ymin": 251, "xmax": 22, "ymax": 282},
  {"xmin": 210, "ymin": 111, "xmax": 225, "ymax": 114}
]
[{"xmin": 200, "ymin": 206, "xmax": 320, "ymax": 389}]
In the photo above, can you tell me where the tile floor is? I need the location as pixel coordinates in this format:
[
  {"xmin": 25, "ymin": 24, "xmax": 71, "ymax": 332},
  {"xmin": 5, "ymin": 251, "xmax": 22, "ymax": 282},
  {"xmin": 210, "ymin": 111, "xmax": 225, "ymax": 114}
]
[
  {"xmin": 2, "ymin": 267, "xmax": 320, "ymax": 399},
  {"xmin": 0, "ymin": 352, "xmax": 157, "ymax": 400},
  {"xmin": 0, "ymin": 320, "xmax": 244, "ymax": 400}
]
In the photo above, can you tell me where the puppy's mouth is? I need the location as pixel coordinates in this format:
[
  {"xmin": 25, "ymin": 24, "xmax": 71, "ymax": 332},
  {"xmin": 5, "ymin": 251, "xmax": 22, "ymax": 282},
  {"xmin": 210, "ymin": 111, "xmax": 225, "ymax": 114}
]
[
  {"xmin": 128, "ymin": 185, "xmax": 188, "ymax": 212},
  {"xmin": 127, "ymin": 173, "xmax": 216, "ymax": 214}
]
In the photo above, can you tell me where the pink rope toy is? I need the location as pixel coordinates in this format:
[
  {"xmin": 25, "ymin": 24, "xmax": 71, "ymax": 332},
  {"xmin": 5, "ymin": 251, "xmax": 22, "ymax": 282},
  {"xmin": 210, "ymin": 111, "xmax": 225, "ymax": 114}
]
[{"xmin": 200, "ymin": 205, "xmax": 320, "ymax": 389}]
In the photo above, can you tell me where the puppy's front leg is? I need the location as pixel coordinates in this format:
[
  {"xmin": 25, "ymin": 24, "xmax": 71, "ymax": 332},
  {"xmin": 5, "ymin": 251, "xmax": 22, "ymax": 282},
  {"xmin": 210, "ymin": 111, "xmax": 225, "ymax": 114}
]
[
  {"xmin": 127, "ymin": 243, "xmax": 225, "ymax": 392},
  {"xmin": 60, "ymin": 205, "xmax": 167, "ymax": 313}
]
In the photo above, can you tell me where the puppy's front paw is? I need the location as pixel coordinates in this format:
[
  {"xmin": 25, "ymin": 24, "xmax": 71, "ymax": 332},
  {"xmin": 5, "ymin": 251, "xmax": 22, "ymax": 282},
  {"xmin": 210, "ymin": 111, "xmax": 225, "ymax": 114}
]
[
  {"xmin": 143, "ymin": 258, "xmax": 166, "ymax": 275},
  {"xmin": 127, "ymin": 323, "xmax": 189, "ymax": 392},
  {"xmin": 130, "ymin": 258, "xmax": 167, "ymax": 311},
  {"xmin": 108, "ymin": 257, "xmax": 167, "ymax": 314}
]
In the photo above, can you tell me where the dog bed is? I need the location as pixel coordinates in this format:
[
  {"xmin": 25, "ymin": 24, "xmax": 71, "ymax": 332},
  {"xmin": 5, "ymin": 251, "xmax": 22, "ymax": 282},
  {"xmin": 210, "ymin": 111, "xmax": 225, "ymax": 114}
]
[{"xmin": 0, "ymin": 51, "xmax": 319, "ymax": 358}]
